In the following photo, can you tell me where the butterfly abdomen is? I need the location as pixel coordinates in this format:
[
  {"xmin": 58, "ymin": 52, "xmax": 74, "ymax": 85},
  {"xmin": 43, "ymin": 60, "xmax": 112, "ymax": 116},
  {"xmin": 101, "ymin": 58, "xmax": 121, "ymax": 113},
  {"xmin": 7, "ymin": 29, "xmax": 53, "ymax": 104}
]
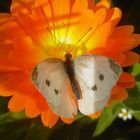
[{"xmin": 64, "ymin": 54, "xmax": 82, "ymax": 100}]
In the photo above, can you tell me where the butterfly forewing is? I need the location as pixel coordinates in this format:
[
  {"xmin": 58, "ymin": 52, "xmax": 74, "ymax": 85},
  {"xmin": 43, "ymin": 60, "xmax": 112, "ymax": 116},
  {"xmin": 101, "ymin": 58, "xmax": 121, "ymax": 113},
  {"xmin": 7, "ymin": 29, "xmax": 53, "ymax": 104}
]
[
  {"xmin": 32, "ymin": 59, "xmax": 77, "ymax": 118},
  {"xmin": 74, "ymin": 55, "xmax": 122, "ymax": 115}
]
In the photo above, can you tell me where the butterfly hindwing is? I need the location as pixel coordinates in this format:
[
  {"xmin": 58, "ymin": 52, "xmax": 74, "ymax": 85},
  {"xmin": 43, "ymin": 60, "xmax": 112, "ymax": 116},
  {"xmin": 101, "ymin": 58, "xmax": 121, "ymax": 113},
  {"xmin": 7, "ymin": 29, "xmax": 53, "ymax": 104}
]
[
  {"xmin": 74, "ymin": 55, "xmax": 122, "ymax": 115},
  {"xmin": 32, "ymin": 59, "xmax": 77, "ymax": 118}
]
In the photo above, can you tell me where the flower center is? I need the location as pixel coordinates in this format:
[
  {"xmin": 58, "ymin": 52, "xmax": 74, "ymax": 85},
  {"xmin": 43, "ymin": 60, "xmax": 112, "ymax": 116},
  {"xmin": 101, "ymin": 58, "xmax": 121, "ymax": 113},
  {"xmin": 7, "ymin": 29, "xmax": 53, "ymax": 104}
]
[{"xmin": 123, "ymin": 112, "xmax": 129, "ymax": 117}]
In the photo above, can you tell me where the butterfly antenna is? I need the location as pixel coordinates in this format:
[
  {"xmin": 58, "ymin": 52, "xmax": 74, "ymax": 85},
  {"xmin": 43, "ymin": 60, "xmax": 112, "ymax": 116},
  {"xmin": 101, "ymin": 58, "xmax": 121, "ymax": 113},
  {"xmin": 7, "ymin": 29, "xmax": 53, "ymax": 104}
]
[{"xmin": 73, "ymin": 27, "xmax": 92, "ymax": 47}]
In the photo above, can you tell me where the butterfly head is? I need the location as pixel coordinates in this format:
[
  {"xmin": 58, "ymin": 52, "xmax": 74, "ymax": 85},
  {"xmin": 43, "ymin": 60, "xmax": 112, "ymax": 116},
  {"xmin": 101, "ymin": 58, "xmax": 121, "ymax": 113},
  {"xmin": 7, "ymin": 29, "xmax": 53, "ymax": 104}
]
[{"xmin": 65, "ymin": 53, "xmax": 72, "ymax": 61}]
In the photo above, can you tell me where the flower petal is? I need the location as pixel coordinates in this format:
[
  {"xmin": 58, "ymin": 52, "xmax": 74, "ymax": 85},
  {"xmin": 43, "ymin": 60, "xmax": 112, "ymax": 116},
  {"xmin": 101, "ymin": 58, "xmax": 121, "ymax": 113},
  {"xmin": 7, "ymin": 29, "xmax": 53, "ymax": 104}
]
[
  {"xmin": 91, "ymin": 8, "xmax": 106, "ymax": 31},
  {"xmin": 112, "ymin": 85, "xmax": 128, "ymax": 101},
  {"xmin": 61, "ymin": 117, "xmax": 75, "ymax": 124},
  {"xmin": 104, "ymin": 52, "xmax": 125, "ymax": 65},
  {"xmin": 112, "ymin": 25, "xmax": 134, "ymax": 37},
  {"xmin": 11, "ymin": 0, "xmax": 34, "ymax": 15},
  {"xmin": 0, "ymin": 72, "xmax": 29, "ymax": 96},
  {"xmin": 89, "ymin": 111, "xmax": 101, "ymax": 118},
  {"xmin": 72, "ymin": 0, "xmax": 88, "ymax": 13},
  {"xmin": 110, "ymin": 8, "xmax": 122, "ymax": 26},
  {"xmin": 0, "ymin": 43, "xmax": 20, "ymax": 71},
  {"xmin": 8, "ymin": 94, "xmax": 27, "ymax": 112},
  {"xmin": 118, "ymin": 72, "xmax": 136, "ymax": 88},
  {"xmin": 96, "ymin": 1, "xmax": 111, "ymax": 9},
  {"xmin": 131, "ymin": 34, "xmax": 140, "ymax": 49},
  {"xmin": 41, "ymin": 110, "xmax": 59, "ymax": 128},
  {"xmin": 122, "ymin": 51, "xmax": 139, "ymax": 67},
  {"xmin": 119, "ymin": 72, "xmax": 135, "ymax": 83},
  {"xmin": 90, "ymin": 48, "xmax": 125, "ymax": 64},
  {"xmin": 86, "ymin": 21, "xmax": 112, "ymax": 50},
  {"xmin": 25, "ymin": 98, "xmax": 41, "ymax": 118},
  {"xmin": 69, "ymin": 9, "xmax": 94, "ymax": 44},
  {"xmin": 88, "ymin": 0, "xmax": 95, "ymax": 9}
]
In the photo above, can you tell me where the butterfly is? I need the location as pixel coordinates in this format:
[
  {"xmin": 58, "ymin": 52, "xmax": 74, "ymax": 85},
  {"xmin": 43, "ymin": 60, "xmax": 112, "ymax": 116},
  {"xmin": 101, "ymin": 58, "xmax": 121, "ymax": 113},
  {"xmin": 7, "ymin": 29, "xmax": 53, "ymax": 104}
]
[{"xmin": 32, "ymin": 53, "xmax": 122, "ymax": 118}]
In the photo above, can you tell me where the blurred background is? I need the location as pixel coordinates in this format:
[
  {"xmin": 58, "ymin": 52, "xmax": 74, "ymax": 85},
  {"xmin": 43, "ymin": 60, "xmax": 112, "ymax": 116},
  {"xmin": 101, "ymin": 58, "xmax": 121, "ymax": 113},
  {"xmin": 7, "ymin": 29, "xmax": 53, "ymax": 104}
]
[{"xmin": 0, "ymin": 0, "xmax": 140, "ymax": 140}]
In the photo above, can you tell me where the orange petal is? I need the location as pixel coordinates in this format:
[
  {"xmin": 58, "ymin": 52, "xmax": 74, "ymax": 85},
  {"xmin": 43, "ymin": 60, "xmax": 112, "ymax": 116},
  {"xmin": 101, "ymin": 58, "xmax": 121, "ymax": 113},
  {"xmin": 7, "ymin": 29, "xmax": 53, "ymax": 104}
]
[
  {"xmin": 90, "ymin": 48, "xmax": 125, "ymax": 65},
  {"xmin": 112, "ymin": 85, "xmax": 128, "ymax": 101},
  {"xmin": 105, "ymin": 37, "xmax": 136, "ymax": 52},
  {"xmin": 119, "ymin": 72, "xmax": 135, "ymax": 83},
  {"xmin": 41, "ymin": 110, "xmax": 59, "ymax": 128},
  {"xmin": 118, "ymin": 72, "xmax": 136, "ymax": 88},
  {"xmin": 0, "ymin": 20, "xmax": 25, "ymax": 41},
  {"xmin": 0, "ymin": 72, "xmax": 29, "ymax": 96},
  {"xmin": 10, "ymin": 51, "xmax": 39, "ymax": 70},
  {"xmin": 101, "ymin": 7, "xmax": 122, "ymax": 26},
  {"xmin": 119, "ymin": 81, "xmax": 136, "ymax": 89},
  {"xmin": 51, "ymin": 0, "xmax": 70, "ymax": 39},
  {"xmin": 61, "ymin": 117, "xmax": 75, "ymax": 124},
  {"xmin": 25, "ymin": 98, "xmax": 41, "ymax": 118},
  {"xmin": 122, "ymin": 51, "xmax": 139, "ymax": 67},
  {"xmin": 104, "ymin": 52, "xmax": 125, "ymax": 65},
  {"xmin": 36, "ymin": 93, "xmax": 49, "ymax": 111},
  {"xmin": 131, "ymin": 34, "xmax": 140, "ymax": 49},
  {"xmin": 52, "ymin": 0, "xmax": 70, "ymax": 16},
  {"xmin": 112, "ymin": 25, "xmax": 134, "ymax": 38},
  {"xmin": 72, "ymin": 0, "xmax": 88, "ymax": 13},
  {"xmin": 15, "ymin": 77, "xmax": 49, "ymax": 114},
  {"xmin": 110, "ymin": 8, "xmax": 122, "ymax": 26},
  {"xmin": 89, "ymin": 111, "xmax": 101, "ymax": 118},
  {"xmin": 0, "ymin": 87, "xmax": 15, "ymax": 97},
  {"xmin": 88, "ymin": 0, "xmax": 95, "ymax": 9},
  {"xmin": 67, "ymin": 0, "xmax": 88, "ymax": 39},
  {"xmin": 8, "ymin": 94, "xmax": 27, "ymax": 112},
  {"xmin": 0, "ymin": 14, "xmax": 12, "ymax": 30},
  {"xmin": 86, "ymin": 21, "xmax": 112, "ymax": 50},
  {"xmin": 11, "ymin": 0, "xmax": 34, "ymax": 15},
  {"xmin": 118, "ymin": 73, "xmax": 136, "ymax": 88},
  {"xmin": 91, "ymin": 8, "xmax": 106, "ymax": 31},
  {"xmin": 0, "ymin": 44, "xmax": 20, "ymax": 71},
  {"xmin": 16, "ymin": 78, "xmax": 39, "ymax": 98},
  {"xmin": 70, "ymin": 9, "xmax": 94, "ymax": 44},
  {"xmin": 96, "ymin": 1, "xmax": 111, "ymax": 9},
  {"xmin": 0, "ymin": 72, "xmax": 17, "ymax": 96}
]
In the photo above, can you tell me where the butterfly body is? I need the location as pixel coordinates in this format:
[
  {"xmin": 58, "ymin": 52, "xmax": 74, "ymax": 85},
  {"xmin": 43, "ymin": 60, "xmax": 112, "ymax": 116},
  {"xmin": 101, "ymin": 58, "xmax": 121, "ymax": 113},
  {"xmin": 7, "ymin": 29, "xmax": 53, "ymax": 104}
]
[
  {"xmin": 32, "ymin": 54, "xmax": 122, "ymax": 118},
  {"xmin": 64, "ymin": 53, "xmax": 82, "ymax": 100}
]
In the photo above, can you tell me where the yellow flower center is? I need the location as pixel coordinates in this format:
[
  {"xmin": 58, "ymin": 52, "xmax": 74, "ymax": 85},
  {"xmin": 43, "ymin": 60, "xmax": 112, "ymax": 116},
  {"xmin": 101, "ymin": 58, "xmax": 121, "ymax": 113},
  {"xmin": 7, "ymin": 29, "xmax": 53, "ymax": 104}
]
[
  {"xmin": 42, "ymin": 31, "xmax": 89, "ymax": 60},
  {"xmin": 123, "ymin": 112, "xmax": 129, "ymax": 117}
]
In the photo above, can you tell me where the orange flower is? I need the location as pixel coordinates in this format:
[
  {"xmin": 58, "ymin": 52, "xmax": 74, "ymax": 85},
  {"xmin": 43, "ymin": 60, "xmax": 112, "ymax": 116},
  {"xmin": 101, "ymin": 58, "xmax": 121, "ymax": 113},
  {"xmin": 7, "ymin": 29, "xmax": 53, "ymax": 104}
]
[{"xmin": 0, "ymin": 0, "xmax": 139, "ymax": 127}]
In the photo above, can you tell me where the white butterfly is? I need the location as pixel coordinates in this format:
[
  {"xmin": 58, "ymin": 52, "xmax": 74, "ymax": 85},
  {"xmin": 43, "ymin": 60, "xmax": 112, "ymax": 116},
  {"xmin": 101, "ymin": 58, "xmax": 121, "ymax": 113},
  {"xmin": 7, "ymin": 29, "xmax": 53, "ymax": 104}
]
[{"xmin": 32, "ymin": 54, "xmax": 122, "ymax": 118}]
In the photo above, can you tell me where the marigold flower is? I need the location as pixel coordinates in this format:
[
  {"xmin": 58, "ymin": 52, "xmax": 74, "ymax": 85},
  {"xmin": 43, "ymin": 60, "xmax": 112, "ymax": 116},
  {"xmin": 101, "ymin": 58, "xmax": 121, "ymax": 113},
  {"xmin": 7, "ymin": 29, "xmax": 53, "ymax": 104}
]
[{"xmin": 0, "ymin": 0, "xmax": 139, "ymax": 127}]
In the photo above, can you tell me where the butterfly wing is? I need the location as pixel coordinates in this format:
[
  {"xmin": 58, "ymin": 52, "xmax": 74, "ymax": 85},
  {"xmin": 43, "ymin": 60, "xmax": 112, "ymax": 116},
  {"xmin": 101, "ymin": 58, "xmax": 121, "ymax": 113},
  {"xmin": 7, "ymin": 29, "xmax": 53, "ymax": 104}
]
[
  {"xmin": 74, "ymin": 55, "xmax": 122, "ymax": 115},
  {"xmin": 32, "ymin": 59, "xmax": 77, "ymax": 118}
]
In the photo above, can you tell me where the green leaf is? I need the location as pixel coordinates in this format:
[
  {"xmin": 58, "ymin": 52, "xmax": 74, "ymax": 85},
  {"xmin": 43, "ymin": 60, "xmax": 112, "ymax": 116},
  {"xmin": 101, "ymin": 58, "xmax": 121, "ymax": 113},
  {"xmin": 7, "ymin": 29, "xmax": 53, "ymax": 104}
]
[
  {"xmin": 133, "ymin": 111, "xmax": 140, "ymax": 121},
  {"xmin": 123, "ymin": 97, "xmax": 140, "ymax": 110},
  {"xmin": 122, "ymin": 82, "xmax": 140, "ymax": 110},
  {"xmin": 24, "ymin": 119, "xmax": 54, "ymax": 140},
  {"xmin": 93, "ymin": 101, "xmax": 123, "ymax": 137},
  {"xmin": 132, "ymin": 63, "xmax": 140, "ymax": 77},
  {"xmin": 0, "ymin": 112, "xmax": 26, "ymax": 125},
  {"xmin": 0, "ymin": 97, "xmax": 10, "ymax": 114}
]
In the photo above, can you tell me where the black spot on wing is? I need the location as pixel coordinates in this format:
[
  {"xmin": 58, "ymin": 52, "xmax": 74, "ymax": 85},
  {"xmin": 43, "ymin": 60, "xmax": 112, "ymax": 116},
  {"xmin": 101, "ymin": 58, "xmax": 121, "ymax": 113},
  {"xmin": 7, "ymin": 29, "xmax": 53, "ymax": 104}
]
[
  {"xmin": 92, "ymin": 85, "xmax": 97, "ymax": 91},
  {"xmin": 54, "ymin": 89, "xmax": 59, "ymax": 95},
  {"xmin": 46, "ymin": 80, "xmax": 50, "ymax": 87},
  {"xmin": 99, "ymin": 73, "xmax": 104, "ymax": 81}
]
